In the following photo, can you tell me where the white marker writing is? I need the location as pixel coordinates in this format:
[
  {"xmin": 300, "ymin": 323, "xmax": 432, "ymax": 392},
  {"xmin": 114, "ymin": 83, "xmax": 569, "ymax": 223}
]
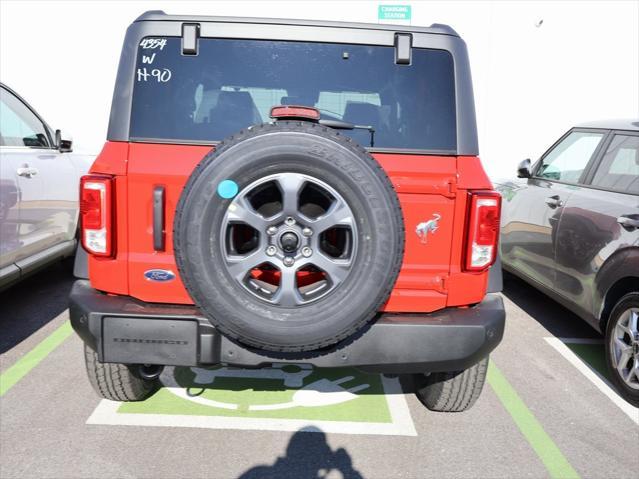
[
  {"xmin": 136, "ymin": 68, "xmax": 172, "ymax": 83},
  {"xmin": 139, "ymin": 38, "xmax": 167, "ymax": 50},
  {"xmin": 141, "ymin": 53, "xmax": 156, "ymax": 64}
]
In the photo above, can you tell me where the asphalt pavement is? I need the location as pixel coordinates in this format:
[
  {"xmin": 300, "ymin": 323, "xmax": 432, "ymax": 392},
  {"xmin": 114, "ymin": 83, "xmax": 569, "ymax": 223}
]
[{"xmin": 0, "ymin": 263, "xmax": 637, "ymax": 479}]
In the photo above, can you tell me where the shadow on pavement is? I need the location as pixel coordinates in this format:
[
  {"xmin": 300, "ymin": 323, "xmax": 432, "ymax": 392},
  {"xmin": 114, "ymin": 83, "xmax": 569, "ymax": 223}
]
[
  {"xmin": 0, "ymin": 258, "xmax": 75, "ymax": 354},
  {"xmin": 168, "ymin": 363, "xmax": 415, "ymax": 396},
  {"xmin": 501, "ymin": 270, "xmax": 599, "ymax": 339},
  {"xmin": 238, "ymin": 427, "xmax": 363, "ymax": 479}
]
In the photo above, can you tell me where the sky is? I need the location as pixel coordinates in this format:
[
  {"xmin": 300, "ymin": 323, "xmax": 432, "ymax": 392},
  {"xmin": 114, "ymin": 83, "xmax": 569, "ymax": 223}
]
[{"xmin": 1, "ymin": 0, "xmax": 638, "ymax": 178}]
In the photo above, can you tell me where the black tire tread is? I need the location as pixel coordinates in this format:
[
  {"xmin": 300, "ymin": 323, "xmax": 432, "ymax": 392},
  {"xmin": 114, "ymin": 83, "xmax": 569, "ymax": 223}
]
[
  {"xmin": 173, "ymin": 121, "xmax": 404, "ymax": 352},
  {"xmin": 416, "ymin": 357, "xmax": 489, "ymax": 412},
  {"xmin": 83, "ymin": 345, "xmax": 156, "ymax": 402}
]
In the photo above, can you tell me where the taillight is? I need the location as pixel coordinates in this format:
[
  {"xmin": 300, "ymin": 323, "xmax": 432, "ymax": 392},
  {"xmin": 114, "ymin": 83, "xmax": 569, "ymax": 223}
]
[
  {"xmin": 270, "ymin": 105, "xmax": 321, "ymax": 121},
  {"xmin": 464, "ymin": 191, "xmax": 501, "ymax": 272},
  {"xmin": 80, "ymin": 175, "xmax": 113, "ymax": 257}
]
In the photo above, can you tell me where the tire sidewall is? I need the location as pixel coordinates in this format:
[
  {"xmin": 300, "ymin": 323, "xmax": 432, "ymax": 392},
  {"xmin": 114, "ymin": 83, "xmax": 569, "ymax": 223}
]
[
  {"xmin": 604, "ymin": 292, "xmax": 639, "ymax": 406},
  {"xmin": 175, "ymin": 123, "xmax": 404, "ymax": 351}
]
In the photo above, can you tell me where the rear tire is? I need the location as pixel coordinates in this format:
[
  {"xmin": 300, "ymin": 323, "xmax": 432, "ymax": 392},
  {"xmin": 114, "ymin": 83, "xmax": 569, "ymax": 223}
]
[
  {"xmin": 83, "ymin": 345, "xmax": 158, "ymax": 402},
  {"xmin": 415, "ymin": 357, "xmax": 489, "ymax": 412}
]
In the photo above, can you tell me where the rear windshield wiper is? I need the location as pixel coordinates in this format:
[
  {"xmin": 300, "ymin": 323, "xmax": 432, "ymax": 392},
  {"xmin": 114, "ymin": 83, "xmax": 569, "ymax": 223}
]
[{"xmin": 319, "ymin": 119, "xmax": 375, "ymax": 148}]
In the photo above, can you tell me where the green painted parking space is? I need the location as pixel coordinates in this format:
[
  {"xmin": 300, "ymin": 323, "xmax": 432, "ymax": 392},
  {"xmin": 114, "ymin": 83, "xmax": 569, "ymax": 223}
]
[
  {"xmin": 565, "ymin": 342, "xmax": 608, "ymax": 379},
  {"xmin": 124, "ymin": 366, "xmax": 390, "ymax": 422},
  {"xmin": 88, "ymin": 365, "xmax": 416, "ymax": 436}
]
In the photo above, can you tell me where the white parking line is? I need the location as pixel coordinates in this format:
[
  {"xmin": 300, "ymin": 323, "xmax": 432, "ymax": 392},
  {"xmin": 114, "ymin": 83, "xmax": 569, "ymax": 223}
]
[{"xmin": 544, "ymin": 337, "xmax": 639, "ymax": 425}]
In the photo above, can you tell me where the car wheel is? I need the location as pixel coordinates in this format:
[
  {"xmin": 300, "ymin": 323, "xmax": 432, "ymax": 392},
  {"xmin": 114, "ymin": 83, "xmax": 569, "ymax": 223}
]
[
  {"xmin": 174, "ymin": 121, "xmax": 404, "ymax": 352},
  {"xmin": 84, "ymin": 345, "xmax": 160, "ymax": 401},
  {"xmin": 414, "ymin": 357, "xmax": 489, "ymax": 412},
  {"xmin": 605, "ymin": 293, "xmax": 639, "ymax": 407}
]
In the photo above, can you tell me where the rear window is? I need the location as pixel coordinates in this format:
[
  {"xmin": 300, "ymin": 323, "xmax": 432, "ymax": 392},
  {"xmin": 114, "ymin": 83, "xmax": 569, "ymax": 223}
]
[
  {"xmin": 130, "ymin": 37, "xmax": 456, "ymax": 151},
  {"xmin": 591, "ymin": 134, "xmax": 639, "ymax": 194}
]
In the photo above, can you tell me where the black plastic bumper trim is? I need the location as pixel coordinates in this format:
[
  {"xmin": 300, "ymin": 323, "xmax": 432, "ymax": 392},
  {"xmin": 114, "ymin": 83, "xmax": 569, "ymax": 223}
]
[{"xmin": 69, "ymin": 280, "xmax": 505, "ymax": 373}]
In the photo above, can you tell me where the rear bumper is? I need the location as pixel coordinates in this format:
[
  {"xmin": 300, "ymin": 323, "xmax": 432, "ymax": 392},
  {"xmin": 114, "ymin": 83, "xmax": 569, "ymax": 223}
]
[{"xmin": 69, "ymin": 280, "xmax": 505, "ymax": 374}]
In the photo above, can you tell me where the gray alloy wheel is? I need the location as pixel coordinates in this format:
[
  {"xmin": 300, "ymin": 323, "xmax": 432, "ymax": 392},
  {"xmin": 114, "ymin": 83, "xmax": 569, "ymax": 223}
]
[
  {"xmin": 609, "ymin": 307, "xmax": 639, "ymax": 390},
  {"xmin": 605, "ymin": 292, "xmax": 639, "ymax": 407},
  {"xmin": 221, "ymin": 173, "xmax": 357, "ymax": 306}
]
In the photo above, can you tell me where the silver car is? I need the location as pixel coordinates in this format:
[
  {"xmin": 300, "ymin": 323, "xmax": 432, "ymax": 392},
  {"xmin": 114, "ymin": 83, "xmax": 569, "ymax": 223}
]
[{"xmin": 0, "ymin": 83, "xmax": 92, "ymax": 289}]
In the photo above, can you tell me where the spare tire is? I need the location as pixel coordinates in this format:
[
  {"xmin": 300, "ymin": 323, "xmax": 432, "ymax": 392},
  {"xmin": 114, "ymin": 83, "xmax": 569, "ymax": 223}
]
[{"xmin": 174, "ymin": 121, "xmax": 404, "ymax": 352}]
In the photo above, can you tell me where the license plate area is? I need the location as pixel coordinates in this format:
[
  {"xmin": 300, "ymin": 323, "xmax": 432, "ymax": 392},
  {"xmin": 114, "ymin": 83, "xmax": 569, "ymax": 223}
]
[{"xmin": 102, "ymin": 316, "xmax": 198, "ymax": 366}]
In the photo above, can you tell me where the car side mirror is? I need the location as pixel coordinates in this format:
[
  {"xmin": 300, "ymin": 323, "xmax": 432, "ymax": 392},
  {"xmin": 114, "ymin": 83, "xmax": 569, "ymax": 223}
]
[
  {"xmin": 55, "ymin": 129, "xmax": 73, "ymax": 153},
  {"xmin": 517, "ymin": 158, "xmax": 532, "ymax": 178}
]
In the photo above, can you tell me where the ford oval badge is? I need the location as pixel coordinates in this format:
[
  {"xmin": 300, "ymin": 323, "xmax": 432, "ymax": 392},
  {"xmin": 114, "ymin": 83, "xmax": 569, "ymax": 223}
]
[{"xmin": 144, "ymin": 269, "xmax": 176, "ymax": 282}]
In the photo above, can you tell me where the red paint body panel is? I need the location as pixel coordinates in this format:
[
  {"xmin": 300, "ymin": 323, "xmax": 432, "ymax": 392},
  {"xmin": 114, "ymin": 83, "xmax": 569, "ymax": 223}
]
[
  {"xmin": 456, "ymin": 156, "xmax": 493, "ymax": 189},
  {"xmin": 86, "ymin": 142, "xmax": 494, "ymax": 313},
  {"xmin": 127, "ymin": 143, "xmax": 210, "ymax": 303},
  {"xmin": 90, "ymin": 141, "xmax": 128, "ymax": 176}
]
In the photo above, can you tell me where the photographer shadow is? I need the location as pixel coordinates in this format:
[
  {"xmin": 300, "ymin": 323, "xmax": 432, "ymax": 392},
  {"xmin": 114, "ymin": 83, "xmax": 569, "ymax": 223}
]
[{"xmin": 238, "ymin": 426, "xmax": 363, "ymax": 479}]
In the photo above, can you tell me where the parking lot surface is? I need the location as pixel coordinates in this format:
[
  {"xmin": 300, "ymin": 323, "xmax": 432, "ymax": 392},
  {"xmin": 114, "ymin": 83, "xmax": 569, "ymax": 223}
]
[{"xmin": 1, "ymin": 263, "xmax": 638, "ymax": 479}]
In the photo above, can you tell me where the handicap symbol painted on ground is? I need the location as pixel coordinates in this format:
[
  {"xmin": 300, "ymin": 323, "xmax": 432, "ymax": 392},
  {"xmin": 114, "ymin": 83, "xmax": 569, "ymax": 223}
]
[{"xmin": 248, "ymin": 376, "xmax": 370, "ymax": 410}]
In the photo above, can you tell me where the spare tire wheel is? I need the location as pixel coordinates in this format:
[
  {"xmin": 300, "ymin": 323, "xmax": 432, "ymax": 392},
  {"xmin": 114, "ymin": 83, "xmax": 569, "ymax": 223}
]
[{"xmin": 174, "ymin": 121, "xmax": 404, "ymax": 352}]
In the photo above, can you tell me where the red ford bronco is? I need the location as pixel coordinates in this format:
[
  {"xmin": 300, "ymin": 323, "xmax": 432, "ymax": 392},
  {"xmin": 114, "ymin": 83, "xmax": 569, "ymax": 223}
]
[{"xmin": 70, "ymin": 12, "xmax": 505, "ymax": 412}]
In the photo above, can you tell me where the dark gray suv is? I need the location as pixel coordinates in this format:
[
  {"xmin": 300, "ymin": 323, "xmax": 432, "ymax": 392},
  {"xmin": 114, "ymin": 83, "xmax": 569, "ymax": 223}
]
[{"xmin": 497, "ymin": 120, "xmax": 639, "ymax": 406}]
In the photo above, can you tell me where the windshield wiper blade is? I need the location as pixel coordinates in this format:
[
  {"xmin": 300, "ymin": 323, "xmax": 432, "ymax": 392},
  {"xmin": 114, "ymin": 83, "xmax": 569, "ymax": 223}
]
[{"xmin": 319, "ymin": 119, "xmax": 375, "ymax": 148}]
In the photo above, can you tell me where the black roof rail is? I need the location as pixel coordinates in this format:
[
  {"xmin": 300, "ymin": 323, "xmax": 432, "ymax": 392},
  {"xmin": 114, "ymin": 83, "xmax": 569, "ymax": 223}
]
[{"xmin": 132, "ymin": 11, "xmax": 459, "ymax": 37}]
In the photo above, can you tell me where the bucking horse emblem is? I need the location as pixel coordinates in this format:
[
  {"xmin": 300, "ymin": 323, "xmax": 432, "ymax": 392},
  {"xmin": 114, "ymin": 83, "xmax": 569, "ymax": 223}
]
[{"xmin": 415, "ymin": 213, "xmax": 441, "ymax": 244}]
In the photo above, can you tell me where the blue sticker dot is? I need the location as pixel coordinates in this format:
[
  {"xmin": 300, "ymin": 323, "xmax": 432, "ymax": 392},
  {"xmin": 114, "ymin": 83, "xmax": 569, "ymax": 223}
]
[{"xmin": 217, "ymin": 180, "xmax": 239, "ymax": 199}]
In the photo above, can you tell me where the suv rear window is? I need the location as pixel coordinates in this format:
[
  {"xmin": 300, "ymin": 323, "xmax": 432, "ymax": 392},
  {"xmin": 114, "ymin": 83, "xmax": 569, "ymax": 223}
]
[
  {"xmin": 591, "ymin": 134, "xmax": 639, "ymax": 193},
  {"xmin": 130, "ymin": 37, "xmax": 456, "ymax": 152}
]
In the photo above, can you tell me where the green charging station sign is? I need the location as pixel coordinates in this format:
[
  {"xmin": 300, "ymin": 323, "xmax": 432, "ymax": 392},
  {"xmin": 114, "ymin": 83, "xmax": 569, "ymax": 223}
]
[{"xmin": 378, "ymin": 5, "xmax": 412, "ymax": 21}]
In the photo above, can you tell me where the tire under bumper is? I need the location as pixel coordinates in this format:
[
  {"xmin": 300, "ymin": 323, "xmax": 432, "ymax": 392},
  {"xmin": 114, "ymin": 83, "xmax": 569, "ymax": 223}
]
[{"xmin": 70, "ymin": 280, "xmax": 505, "ymax": 374}]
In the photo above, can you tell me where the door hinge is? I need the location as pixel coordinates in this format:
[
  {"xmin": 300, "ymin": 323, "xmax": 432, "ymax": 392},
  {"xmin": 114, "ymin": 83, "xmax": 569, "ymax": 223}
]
[
  {"xmin": 424, "ymin": 275, "xmax": 448, "ymax": 293},
  {"xmin": 447, "ymin": 179, "xmax": 458, "ymax": 197},
  {"xmin": 436, "ymin": 275, "xmax": 448, "ymax": 293}
]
